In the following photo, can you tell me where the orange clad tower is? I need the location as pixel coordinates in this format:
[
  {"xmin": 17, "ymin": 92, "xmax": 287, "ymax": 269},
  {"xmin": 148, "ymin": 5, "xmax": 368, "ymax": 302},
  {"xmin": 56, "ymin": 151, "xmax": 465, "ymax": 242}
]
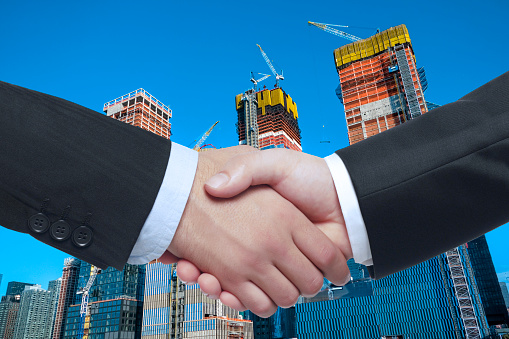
[
  {"xmin": 235, "ymin": 88, "xmax": 301, "ymax": 151},
  {"xmin": 103, "ymin": 88, "xmax": 172, "ymax": 140},
  {"xmin": 334, "ymin": 24, "xmax": 428, "ymax": 145}
]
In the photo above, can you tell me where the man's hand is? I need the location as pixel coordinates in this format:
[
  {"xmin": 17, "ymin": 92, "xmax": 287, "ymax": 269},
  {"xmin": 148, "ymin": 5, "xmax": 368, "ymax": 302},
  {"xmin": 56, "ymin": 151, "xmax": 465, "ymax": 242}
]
[
  {"xmin": 159, "ymin": 146, "xmax": 349, "ymax": 317},
  {"xmin": 176, "ymin": 148, "xmax": 353, "ymax": 311}
]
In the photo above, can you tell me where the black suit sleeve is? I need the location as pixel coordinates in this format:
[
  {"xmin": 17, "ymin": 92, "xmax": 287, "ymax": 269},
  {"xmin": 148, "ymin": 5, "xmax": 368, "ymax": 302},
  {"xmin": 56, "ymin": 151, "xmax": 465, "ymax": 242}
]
[
  {"xmin": 336, "ymin": 71, "xmax": 509, "ymax": 279},
  {"xmin": 0, "ymin": 81, "xmax": 172, "ymax": 270}
]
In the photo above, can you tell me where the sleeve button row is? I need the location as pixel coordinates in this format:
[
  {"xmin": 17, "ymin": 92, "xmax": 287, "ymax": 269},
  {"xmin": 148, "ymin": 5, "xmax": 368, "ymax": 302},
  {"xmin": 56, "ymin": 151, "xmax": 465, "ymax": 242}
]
[{"xmin": 28, "ymin": 213, "xmax": 93, "ymax": 247}]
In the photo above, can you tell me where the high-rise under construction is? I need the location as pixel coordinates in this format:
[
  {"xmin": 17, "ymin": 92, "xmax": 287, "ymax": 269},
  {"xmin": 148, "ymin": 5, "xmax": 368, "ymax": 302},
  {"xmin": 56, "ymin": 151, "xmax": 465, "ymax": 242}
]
[
  {"xmin": 296, "ymin": 24, "xmax": 491, "ymax": 339},
  {"xmin": 103, "ymin": 88, "xmax": 172, "ymax": 140},
  {"xmin": 236, "ymin": 88, "xmax": 301, "ymax": 151},
  {"xmin": 334, "ymin": 24, "xmax": 428, "ymax": 144}
]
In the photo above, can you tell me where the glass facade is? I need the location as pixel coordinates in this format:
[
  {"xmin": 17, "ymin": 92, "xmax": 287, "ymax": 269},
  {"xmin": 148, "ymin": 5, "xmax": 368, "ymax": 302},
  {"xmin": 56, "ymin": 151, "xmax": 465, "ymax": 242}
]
[
  {"xmin": 244, "ymin": 307, "xmax": 296, "ymax": 339},
  {"xmin": 5, "ymin": 282, "xmax": 34, "ymax": 298},
  {"xmin": 296, "ymin": 252, "xmax": 489, "ymax": 339},
  {"xmin": 63, "ymin": 262, "xmax": 145, "ymax": 339},
  {"xmin": 141, "ymin": 262, "xmax": 184, "ymax": 339},
  {"xmin": 467, "ymin": 235, "xmax": 509, "ymax": 326},
  {"xmin": 499, "ymin": 282, "xmax": 509, "ymax": 308},
  {"xmin": 182, "ymin": 283, "xmax": 253, "ymax": 338}
]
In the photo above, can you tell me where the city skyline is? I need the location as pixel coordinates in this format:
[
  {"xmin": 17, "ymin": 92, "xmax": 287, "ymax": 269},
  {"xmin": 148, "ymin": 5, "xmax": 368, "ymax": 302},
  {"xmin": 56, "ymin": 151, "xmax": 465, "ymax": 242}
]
[{"xmin": 0, "ymin": 0, "xmax": 508, "ymax": 297}]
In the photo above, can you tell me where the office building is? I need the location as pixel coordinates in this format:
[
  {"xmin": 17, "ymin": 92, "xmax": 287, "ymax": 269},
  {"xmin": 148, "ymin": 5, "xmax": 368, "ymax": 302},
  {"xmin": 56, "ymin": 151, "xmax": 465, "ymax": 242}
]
[
  {"xmin": 467, "ymin": 235, "xmax": 509, "ymax": 326},
  {"xmin": 182, "ymin": 284, "xmax": 253, "ymax": 339},
  {"xmin": 141, "ymin": 261, "xmax": 185, "ymax": 339},
  {"xmin": 500, "ymin": 282, "xmax": 509, "ymax": 309},
  {"xmin": 53, "ymin": 258, "xmax": 81, "ymax": 339},
  {"xmin": 13, "ymin": 285, "xmax": 56, "ymax": 339},
  {"xmin": 296, "ymin": 24, "xmax": 490, "ymax": 339},
  {"xmin": 236, "ymin": 88, "xmax": 301, "ymax": 151},
  {"xmin": 63, "ymin": 261, "xmax": 145, "ymax": 339},
  {"xmin": 5, "ymin": 283, "xmax": 34, "ymax": 299},
  {"xmin": 103, "ymin": 89, "xmax": 172, "ymax": 140}
]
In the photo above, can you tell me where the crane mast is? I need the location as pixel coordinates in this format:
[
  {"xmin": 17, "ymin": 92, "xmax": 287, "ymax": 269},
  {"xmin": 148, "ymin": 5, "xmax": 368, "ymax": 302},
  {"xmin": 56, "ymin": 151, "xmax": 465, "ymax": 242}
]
[{"xmin": 77, "ymin": 266, "xmax": 100, "ymax": 339}]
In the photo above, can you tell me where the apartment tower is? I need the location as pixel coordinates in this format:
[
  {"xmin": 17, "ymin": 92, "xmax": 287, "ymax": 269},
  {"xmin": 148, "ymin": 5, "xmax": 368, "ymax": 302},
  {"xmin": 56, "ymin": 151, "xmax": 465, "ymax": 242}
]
[
  {"xmin": 334, "ymin": 25, "xmax": 427, "ymax": 144},
  {"xmin": 103, "ymin": 89, "xmax": 172, "ymax": 140},
  {"xmin": 53, "ymin": 258, "xmax": 80, "ymax": 339},
  {"xmin": 236, "ymin": 88, "xmax": 301, "ymax": 151}
]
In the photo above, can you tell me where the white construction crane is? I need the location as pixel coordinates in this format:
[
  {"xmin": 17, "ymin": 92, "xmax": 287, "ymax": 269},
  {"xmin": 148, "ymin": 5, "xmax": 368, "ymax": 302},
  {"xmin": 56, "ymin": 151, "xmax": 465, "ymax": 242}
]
[
  {"xmin": 250, "ymin": 72, "xmax": 271, "ymax": 92},
  {"xmin": 257, "ymin": 44, "xmax": 284, "ymax": 88},
  {"xmin": 193, "ymin": 121, "xmax": 219, "ymax": 151},
  {"xmin": 77, "ymin": 266, "xmax": 100, "ymax": 339},
  {"xmin": 308, "ymin": 21, "xmax": 362, "ymax": 42}
]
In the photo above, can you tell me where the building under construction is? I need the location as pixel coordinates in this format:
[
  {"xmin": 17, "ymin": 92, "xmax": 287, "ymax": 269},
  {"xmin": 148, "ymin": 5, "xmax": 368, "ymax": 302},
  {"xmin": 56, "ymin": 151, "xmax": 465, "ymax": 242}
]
[
  {"xmin": 141, "ymin": 261, "xmax": 185, "ymax": 339},
  {"xmin": 103, "ymin": 88, "xmax": 172, "ymax": 140},
  {"xmin": 182, "ymin": 284, "xmax": 253, "ymax": 339},
  {"xmin": 334, "ymin": 24, "xmax": 428, "ymax": 144},
  {"xmin": 236, "ymin": 88, "xmax": 301, "ymax": 151}
]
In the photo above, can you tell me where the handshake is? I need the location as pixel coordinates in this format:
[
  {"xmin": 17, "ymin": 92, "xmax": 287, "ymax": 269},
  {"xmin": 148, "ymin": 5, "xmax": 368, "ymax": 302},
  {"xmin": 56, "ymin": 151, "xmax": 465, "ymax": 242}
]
[{"xmin": 158, "ymin": 146, "xmax": 354, "ymax": 318}]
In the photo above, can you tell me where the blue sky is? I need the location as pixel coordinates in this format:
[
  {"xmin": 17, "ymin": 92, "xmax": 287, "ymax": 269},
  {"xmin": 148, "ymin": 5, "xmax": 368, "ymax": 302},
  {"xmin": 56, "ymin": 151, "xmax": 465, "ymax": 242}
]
[{"xmin": 0, "ymin": 0, "xmax": 508, "ymax": 294}]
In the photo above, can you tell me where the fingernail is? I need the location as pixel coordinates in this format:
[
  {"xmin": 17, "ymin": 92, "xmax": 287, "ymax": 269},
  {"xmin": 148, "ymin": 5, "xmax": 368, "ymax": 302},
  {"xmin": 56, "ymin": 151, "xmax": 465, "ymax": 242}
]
[{"xmin": 206, "ymin": 173, "xmax": 230, "ymax": 189}]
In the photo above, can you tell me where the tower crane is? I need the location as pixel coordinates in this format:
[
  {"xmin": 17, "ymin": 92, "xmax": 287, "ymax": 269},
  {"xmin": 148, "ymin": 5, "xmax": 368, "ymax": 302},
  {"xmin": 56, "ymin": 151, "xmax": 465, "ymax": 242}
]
[
  {"xmin": 250, "ymin": 72, "xmax": 271, "ymax": 92},
  {"xmin": 77, "ymin": 266, "xmax": 100, "ymax": 339},
  {"xmin": 308, "ymin": 21, "xmax": 363, "ymax": 42},
  {"xmin": 257, "ymin": 44, "xmax": 284, "ymax": 88},
  {"xmin": 193, "ymin": 121, "xmax": 219, "ymax": 151}
]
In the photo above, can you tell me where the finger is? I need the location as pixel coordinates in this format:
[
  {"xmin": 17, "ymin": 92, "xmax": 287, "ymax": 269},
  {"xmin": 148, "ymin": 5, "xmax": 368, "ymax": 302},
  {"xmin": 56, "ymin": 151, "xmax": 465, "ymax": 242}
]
[
  {"xmin": 176, "ymin": 259, "xmax": 201, "ymax": 284},
  {"xmin": 230, "ymin": 281, "xmax": 277, "ymax": 318},
  {"xmin": 274, "ymin": 247, "xmax": 325, "ymax": 298},
  {"xmin": 249, "ymin": 265, "xmax": 301, "ymax": 308},
  {"xmin": 197, "ymin": 273, "xmax": 222, "ymax": 299},
  {"xmin": 293, "ymin": 225, "xmax": 351, "ymax": 287},
  {"xmin": 158, "ymin": 250, "xmax": 179, "ymax": 265},
  {"xmin": 205, "ymin": 150, "xmax": 289, "ymax": 198},
  {"xmin": 219, "ymin": 291, "xmax": 247, "ymax": 312}
]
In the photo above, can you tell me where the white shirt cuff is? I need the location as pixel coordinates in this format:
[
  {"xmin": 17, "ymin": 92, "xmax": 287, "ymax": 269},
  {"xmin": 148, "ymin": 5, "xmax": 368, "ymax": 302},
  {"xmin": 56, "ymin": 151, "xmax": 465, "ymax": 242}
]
[
  {"xmin": 128, "ymin": 142, "xmax": 198, "ymax": 265},
  {"xmin": 325, "ymin": 153, "xmax": 373, "ymax": 266}
]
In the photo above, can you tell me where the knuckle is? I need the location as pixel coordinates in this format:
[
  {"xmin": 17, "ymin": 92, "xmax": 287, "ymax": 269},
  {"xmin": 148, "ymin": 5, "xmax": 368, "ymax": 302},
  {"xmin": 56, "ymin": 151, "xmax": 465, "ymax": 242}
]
[
  {"xmin": 251, "ymin": 302, "xmax": 277, "ymax": 318},
  {"xmin": 278, "ymin": 290, "xmax": 300, "ymax": 308},
  {"xmin": 317, "ymin": 243, "xmax": 338, "ymax": 268},
  {"xmin": 301, "ymin": 273, "xmax": 323, "ymax": 296}
]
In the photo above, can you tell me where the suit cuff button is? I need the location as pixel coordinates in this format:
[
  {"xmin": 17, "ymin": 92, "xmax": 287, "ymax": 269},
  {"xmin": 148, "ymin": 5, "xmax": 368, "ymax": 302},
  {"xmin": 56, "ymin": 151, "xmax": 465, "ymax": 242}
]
[
  {"xmin": 50, "ymin": 220, "xmax": 71, "ymax": 241},
  {"xmin": 72, "ymin": 226, "xmax": 93, "ymax": 247},
  {"xmin": 28, "ymin": 213, "xmax": 50, "ymax": 233}
]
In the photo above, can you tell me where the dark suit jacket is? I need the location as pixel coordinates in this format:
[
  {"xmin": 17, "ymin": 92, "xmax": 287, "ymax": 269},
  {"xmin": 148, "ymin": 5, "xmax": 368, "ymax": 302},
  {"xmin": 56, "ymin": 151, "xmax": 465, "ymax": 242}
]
[
  {"xmin": 337, "ymin": 71, "xmax": 509, "ymax": 279},
  {"xmin": 0, "ymin": 81, "xmax": 171, "ymax": 270}
]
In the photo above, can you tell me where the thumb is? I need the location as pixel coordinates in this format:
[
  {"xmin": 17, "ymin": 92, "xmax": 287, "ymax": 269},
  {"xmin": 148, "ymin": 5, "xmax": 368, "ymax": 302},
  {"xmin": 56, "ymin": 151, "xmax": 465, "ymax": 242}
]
[{"xmin": 205, "ymin": 150, "xmax": 289, "ymax": 198}]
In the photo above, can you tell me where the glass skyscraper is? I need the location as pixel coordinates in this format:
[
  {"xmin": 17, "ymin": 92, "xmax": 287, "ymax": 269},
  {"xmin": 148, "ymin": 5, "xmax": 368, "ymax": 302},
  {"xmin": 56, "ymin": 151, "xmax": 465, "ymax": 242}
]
[
  {"xmin": 296, "ymin": 250, "xmax": 490, "ymax": 339},
  {"xmin": 467, "ymin": 235, "xmax": 509, "ymax": 326},
  {"xmin": 141, "ymin": 262, "xmax": 184, "ymax": 339},
  {"xmin": 63, "ymin": 262, "xmax": 145, "ymax": 339}
]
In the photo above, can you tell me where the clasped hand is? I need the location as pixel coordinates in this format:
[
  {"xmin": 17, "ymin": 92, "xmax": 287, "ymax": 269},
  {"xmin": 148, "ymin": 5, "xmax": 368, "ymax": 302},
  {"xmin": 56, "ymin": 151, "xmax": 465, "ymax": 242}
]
[{"xmin": 158, "ymin": 146, "xmax": 353, "ymax": 317}]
